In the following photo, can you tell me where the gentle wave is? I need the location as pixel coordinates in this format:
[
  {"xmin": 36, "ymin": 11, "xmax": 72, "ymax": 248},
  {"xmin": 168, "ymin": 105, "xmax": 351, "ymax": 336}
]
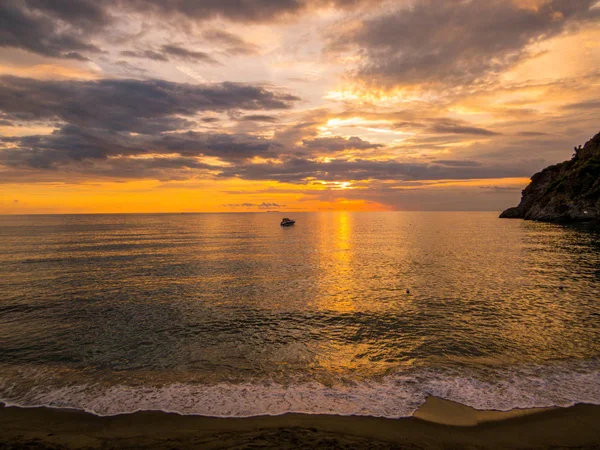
[{"xmin": 2, "ymin": 360, "xmax": 599, "ymax": 418}]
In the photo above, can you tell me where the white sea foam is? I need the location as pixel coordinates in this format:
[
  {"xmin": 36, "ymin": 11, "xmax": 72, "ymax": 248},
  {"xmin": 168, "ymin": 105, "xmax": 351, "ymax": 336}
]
[{"xmin": 1, "ymin": 361, "xmax": 599, "ymax": 417}]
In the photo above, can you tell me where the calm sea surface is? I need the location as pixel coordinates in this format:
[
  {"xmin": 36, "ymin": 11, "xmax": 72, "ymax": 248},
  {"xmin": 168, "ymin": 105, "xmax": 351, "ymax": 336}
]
[{"xmin": 1, "ymin": 212, "xmax": 599, "ymax": 417}]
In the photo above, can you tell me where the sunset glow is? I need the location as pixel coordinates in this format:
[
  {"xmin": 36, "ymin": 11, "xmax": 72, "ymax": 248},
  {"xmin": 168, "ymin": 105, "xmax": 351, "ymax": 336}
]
[{"xmin": 1, "ymin": 0, "xmax": 599, "ymax": 213}]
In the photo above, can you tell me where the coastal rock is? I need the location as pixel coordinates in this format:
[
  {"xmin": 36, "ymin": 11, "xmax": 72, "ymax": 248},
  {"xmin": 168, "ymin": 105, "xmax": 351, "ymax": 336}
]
[{"xmin": 500, "ymin": 131, "xmax": 600, "ymax": 223}]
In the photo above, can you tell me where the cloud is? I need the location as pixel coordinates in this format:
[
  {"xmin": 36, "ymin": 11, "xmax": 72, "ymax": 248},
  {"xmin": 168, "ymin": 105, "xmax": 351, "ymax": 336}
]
[
  {"xmin": 430, "ymin": 122, "xmax": 500, "ymax": 136},
  {"xmin": 121, "ymin": 44, "xmax": 221, "ymax": 65},
  {"xmin": 116, "ymin": 0, "xmax": 376, "ymax": 23},
  {"xmin": 562, "ymin": 100, "xmax": 600, "ymax": 110},
  {"xmin": 2, "ymin": 0, "xmax": 597, "ymax": 211},
  {"xmin": 217, "ymin": 157, "xmax": 530, "ymax": 183},
  {"xmin": 23, "ymin": 0, "xmax": 110, "ymax": 29},
  {"xmin": 116, "ymin": 0, "xmax": 306, "ymax": 22},
  {"xmin": 0, "ymin": 76, "xmax": 299, "ymax": 134},
  {"xmin": 2, "ymin": 154, "xmax": 216, "ymax": 182},
  {"xmin": 87, "ymin": 156, "xmax": 215, "ymax": 180},
  {"xmin": 120, "ymin": 50, "xmax": 169, "ymax": 61},
  {"xmin": 517, "ymin": 131, "xmax": 550, "ymax": 136},
  {"xmin": 0, "ymin": 75, "xmax": 299, "ymax": 178},
  {"xmin": 223, "ymin": 202, "xmax": 283, "ymax": 209},
  {"xmin": 160, "ymin": 45, "xmax": 220, "ymax": 64},
  {"xmin": 0, "ymin": 125, "xmax": 283, "ymax": 169},
  {"xmin": 202, "ymin": 29, "xmax": 260, "ymax": 55},
  {"xmin": 153, "ymin": 132, "xmax": 282, "ymax": 161},
  {"xmin": 303, "ymin": 179, "xmax": 525, "ymax": 211},
  {"xmin": 239, "ymin": 115, "xmax": 279, "ymax": 123},
  {"xmin": 332, "ymin": 0, "xmax": 598, "ymax": 87},
  {"xmin": 1, "ymin": 125, "xmax": 530, "ymax": 183},
  {"xmin": 223, "ymin": 203, "xmax": 256, "ymax": 207},
  {"xmin": 0, "ymin": 1, "xmax": 103, "ymax": 59},
  {"xmin": 267, "ymin": 109, "xmax": 333, "ymax": 148},
  {"xmin": 434, "ymin": 160, "xmax": 482, "ymax": 167},
  {"xmin": 1, "ymin": 125, "xmax": 142, "ymax": 169},
  {"xmin": 0, "ymin": 0, "xmax": 376, "ymax": 60},
  {"xmin": 302, "ymin": 136, "xmax": 383, "ymax": 151},
  {"xmin": 111, "ymin": 60, "xmax": 149, "ymax": 76}
]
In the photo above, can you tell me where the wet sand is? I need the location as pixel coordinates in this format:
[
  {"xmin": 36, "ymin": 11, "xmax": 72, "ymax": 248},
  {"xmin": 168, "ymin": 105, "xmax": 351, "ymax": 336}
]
[{"xmin": 1, "ymin": 397, "xmax": 600, "ymax": 449}]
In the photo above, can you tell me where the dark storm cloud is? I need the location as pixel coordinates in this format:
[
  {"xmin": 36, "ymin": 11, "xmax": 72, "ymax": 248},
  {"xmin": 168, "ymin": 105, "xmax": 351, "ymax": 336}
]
[
  {"xmin": 0, "ymin": 0, "xmax": 376, "ymax": 60},
  {"xmin": 333, "ymin": 0, "xmax": 598, "ymax": 87},
  {"xmin": 90, "ymin": 156, "xmax": 215, "ymax": 180},
  {"xmin": 3, "ymin": 154, "xmax": 218, "ymax": 182},
  {"xmin": 23, "ymin": 0, "xmax": 110, "ymax": 29},
  {"xmin": 302, "ymin": 136, "xmax": 383, "ymax": 151},
  {"xmin": 0, "ymin": 75, "xmax": 297, "ymax": 174},
  {"xmin": 154, "ymin": 132, "xmax": 282, "ymax": 161},
  {"xmin": 218, "ymin": 157, "xmax": 529, "ymax": 183},
  {"xmin": 0, "ymin": 76, "xmax": 299, "ymax": 134},
  {"xmin": 0, "ymin": 125, "xmax": 283, "ymax": 169},
  {"xmin": 115, "ymin": 0, "xmax": 375, "ymax": 23},
  {"xmin": 0, "ymin": 125, "xmax": 140, "ymax": 169},
  {"xmin": 116, "ymin": 0, "xmax": 305, "ymax": 22},
  {"xmin": 1, "ymin": 123, "xmax": 529, "ymax": 181},
  {"xmin": 0, "ymin": 1, "xmax": 102, "ymax": 59}
]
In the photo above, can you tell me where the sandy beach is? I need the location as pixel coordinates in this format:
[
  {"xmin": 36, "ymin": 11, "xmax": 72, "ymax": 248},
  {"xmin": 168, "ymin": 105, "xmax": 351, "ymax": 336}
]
[{"xmin": 1, "ymin": 397, "xmax": 600, "ymax": 449}]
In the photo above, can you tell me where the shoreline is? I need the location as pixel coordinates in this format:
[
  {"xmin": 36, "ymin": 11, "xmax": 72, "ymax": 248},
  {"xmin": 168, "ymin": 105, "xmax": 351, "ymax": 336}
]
[{"xmin": 2, "ymin": 397, "xmax": 600, "ymax": 449}]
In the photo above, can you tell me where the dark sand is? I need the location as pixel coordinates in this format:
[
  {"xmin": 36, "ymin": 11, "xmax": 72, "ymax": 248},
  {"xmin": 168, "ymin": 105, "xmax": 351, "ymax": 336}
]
[{"xmin": 1, "ymin": 397, "xmax": 600, "ymax": 449}]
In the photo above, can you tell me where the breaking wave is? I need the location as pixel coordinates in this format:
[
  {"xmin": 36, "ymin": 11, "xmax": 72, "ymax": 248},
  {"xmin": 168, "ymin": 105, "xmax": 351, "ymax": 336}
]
[{"xmin": 2, "ymin": 359, "xmax": 599, "ymax": 418}]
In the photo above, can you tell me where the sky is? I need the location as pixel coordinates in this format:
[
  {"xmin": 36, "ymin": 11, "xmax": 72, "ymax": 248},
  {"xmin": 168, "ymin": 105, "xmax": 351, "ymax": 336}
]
[{"xmin": 1, "ymin": 0, "xmax": 599, "ymax": 214}]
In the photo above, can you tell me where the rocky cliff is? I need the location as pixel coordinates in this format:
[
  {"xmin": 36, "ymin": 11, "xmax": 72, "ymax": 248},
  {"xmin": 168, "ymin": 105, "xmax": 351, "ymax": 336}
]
[{"xmin": 500, "ymin": 131, "xmax": 600, "ymax": 223}]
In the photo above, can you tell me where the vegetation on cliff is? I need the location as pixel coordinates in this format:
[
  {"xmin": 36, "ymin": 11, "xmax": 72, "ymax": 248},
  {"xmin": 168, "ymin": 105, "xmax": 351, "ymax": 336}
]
[{"xmin": 500, "ymin": 131, "xmax": 600, "ymax": 222}]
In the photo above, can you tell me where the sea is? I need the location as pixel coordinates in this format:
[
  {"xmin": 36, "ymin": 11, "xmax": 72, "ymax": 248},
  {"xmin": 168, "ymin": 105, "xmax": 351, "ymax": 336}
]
[{"xmin": 1, "ymin": 212, "xmax": 599, "ymax": 418}]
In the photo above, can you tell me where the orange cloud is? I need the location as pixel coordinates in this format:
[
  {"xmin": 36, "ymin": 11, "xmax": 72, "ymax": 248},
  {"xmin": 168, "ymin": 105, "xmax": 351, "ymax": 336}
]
[{"xmin": 0, "ymin": 63, "xmax": 100, "ymax": 80}]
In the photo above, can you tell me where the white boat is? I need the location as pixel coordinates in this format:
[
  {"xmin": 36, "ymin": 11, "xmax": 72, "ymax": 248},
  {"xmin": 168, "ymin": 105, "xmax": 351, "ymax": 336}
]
[{"xmin": 280, "ymin": 217, "xmax": 295, "ymax": 226}]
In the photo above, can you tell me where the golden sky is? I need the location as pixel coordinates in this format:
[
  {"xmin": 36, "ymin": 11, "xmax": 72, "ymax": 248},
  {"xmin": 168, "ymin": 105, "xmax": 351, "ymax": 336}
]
[{"xmin": 1, "ymin": 0, "xmax": 599, "ymax": 213}]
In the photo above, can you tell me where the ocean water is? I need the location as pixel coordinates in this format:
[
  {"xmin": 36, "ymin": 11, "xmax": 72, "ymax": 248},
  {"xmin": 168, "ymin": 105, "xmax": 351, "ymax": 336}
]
[{"xmin": 0, "ymin": 212, "xmax": 599, "ymax": 417}]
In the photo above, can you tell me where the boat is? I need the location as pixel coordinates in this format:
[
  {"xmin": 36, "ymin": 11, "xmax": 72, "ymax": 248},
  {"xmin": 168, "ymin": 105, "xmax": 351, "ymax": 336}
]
[{"xmin": 280, "ymin": 217, "xmax": 295, "ymax": 226}]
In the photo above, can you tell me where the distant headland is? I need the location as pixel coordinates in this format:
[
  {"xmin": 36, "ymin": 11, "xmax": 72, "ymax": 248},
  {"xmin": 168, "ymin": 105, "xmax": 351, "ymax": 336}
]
[{"xmin": 500, "ymin": 131, "xmax": 600, "ymax": 224}]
